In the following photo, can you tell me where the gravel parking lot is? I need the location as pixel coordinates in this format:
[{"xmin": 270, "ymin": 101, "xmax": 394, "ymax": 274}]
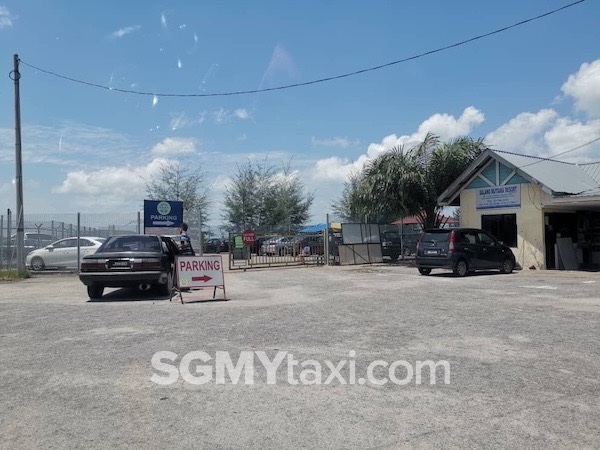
[{"xmin": 1, "ymin": 264, "xmax": 599, "ymax": 448}]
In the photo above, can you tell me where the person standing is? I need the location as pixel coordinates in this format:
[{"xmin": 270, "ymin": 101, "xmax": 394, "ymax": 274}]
[{"xmin": 179, "ymin": 222, "xmax": 195, "ymax": 255}]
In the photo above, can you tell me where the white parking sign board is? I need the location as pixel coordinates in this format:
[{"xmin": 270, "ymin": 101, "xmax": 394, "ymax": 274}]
[{"xmin": 173, "ymin": 255, "xmax": 226, "ymax": 303}]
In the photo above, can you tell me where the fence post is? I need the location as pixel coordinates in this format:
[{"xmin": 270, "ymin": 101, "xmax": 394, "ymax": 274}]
[
  {"xmin": 326, "ymin": 214, "xmax": 330, "ymax": 266},
  {"xmin": 77, "ymin": 213, "xmax": 81, "ymax": 273},
  {"xmin": 7, "ymin": 209, "xmax": 12, "ymax": 269},
  {"xmin": 0, "ymin": 215, "xmax": 3, "ymax": 269}
]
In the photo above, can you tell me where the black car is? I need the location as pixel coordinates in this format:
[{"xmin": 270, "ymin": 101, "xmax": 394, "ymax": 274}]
[
  {"xmin": 203, "ymin": 238, "xmax": 230, "ymax": 253},
  {"xmin": 220, "ymin": 239, "xmax": 229, "ymax": 252},
  {"xmin": 415, "ymin": 228, "xmax": 516, "ymax": 277},
  {"xmin": 381, "ymin": 231, "xmax": 418, "ymax": 260},
  {"xmin": 79, "ymin": 234, "xmax": 180, "ymax": 299},
  {"xmin": 203, "ymin": 238, "xmax": 223, "ymax": 253}
]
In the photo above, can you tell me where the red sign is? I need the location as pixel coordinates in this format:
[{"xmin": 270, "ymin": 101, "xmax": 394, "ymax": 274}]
[{"xmin": 242, "ymin": 229, "xmax": 257, "ymax": 246}]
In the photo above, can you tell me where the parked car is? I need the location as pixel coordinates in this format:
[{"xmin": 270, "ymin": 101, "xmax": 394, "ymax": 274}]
[
  {"xmin": 2, "ymin": 232, "xmax": 55, "ymax": 262},
  {"xmin": 253, "ymin": 236, "xmax": 275, "ymax": 255},
  {"xmin": 203, "ymin": 238, "xmax": 230, "ymax": 253},
  {"xmin": 260, "ymin": 236, "xmax": 296, "ymax": 256},
  {"xmin": 203, "ymin": 238, "xmax": 223, "ymax": 253},
  {"xmin": 415, "ymin": 228, "xmax": 516, "ymax": 277},
  {"xmin": 381, "ymin": 231, "xmax": 418, "ymax": 260},
  {"xmin": 220, "ymin": 239, "xmax": 229, "ymax": 252},
  {"xmin": 26, "ymin": 236, "xmax": 105, "ymax": 271},
  {"xmin": 79, "ymin": 234, "xmax": 180, "ymax": 299}
]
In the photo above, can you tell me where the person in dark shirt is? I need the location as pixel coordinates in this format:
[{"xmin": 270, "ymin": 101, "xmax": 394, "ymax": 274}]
[{"xmin": 179, "ymin": 222, "xmax": 195, "ymax": 255}]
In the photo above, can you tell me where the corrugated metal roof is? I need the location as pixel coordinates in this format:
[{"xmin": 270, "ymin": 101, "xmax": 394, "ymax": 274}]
[
  {"xmin": 580, "ymin": 162, "xmax": 600, "ymax": 184},
  {"xmin": 392, "ymin": 214, "xmax": 457, "ymax": 225},
  {"xmin": 492, "ymin": 150, "xmax": 600, "ymax": 194},
  {"xmin": 568, "ymin": 187, "xmax": 600, "ymax": 198}
]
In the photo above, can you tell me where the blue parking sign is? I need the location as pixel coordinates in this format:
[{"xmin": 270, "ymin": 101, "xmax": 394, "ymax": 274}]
[{"xmin": 144, "ymin": 200, "xmax": 183, "ymax": 228}]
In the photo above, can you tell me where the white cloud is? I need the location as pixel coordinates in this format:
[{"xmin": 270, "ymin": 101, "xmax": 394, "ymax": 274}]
[
  {"xmin": 234, "ymin": 108, "xmax": 250, "ymax": 120},
  {"xmin": 150, "ymin": 137, "xmax": 198, "ymax": 156},
  {"xmin": 210, "ymin": 175, "xmax": 231, "ymax": 193},
  {"xmin": 543, "ymin": 117, "xmax": 600, "ymax": 162},
  {"xmin": 52, "ymin": 159, "xmax": 168, "ymax": 210},
  {"xmin": 311, "ymin": 107, "xmax": 485, "ymax": 182},
  {"xmin": 416, "ymin": 106, "xmax": 485, "ymax": 139},
  {"xmin": 214, "ymin": 108, "xmax": 227, "ymax": 124},
  {"xmin": 0, "ymin": 122, "xmax": 136, "ymax": 166},
  {"xmin": 213, "ymin": 108, "xmax": 252, "ymax": 124},
  {"xmin": 485, "ymin": 110, "xmax": 600, "ymax": 162},
  {"xmin": 312, "ymin": 156, "xmax": 368, "ymax": 182},
  {"xmin": 311, "ymin": 136, "xmax": 358, "ymax": 148},
  {"xmin": 170, "ymin": 112, "xmax": 206, "ymax": 130},
  {"xmin": 485, "ymin": 109, "xmax": 559, "ymax": 154},
  {"xmin": 110, "ymin": 25, "xmax": 141, "ymax": 39},
  {"xmin": 0, "ymin": 6, "xmax": 15, "ymax": 28},
  {"xmin": 561, "ymin": 59, "xmax": 600, "ymax": 118}
]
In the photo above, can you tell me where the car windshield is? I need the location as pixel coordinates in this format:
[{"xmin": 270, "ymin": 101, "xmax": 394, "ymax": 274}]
[
  {"xmin": 421, "ymin": 231, "xmax": 450, "ymax": 243},
  {"xmin": 98, "ymin": 236, "xmax": 161, "ymax": 252}
]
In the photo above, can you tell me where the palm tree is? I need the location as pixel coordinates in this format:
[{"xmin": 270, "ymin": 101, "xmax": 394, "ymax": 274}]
[
  {"xmin": 353, "ymin": 133, "xmax": 487, "ymax": 228},
  {"xmin": 331, "ymin": 173, "xmax": 372, "ymax": 222}
]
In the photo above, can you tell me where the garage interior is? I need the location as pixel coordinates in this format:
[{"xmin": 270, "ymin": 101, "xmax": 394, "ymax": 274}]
[{"xmin": 544, "ymin": 210, "xmax": 600, "ymax": 270}]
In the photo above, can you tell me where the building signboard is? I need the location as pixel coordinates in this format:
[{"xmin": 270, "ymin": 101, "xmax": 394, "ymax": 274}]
[{"xmin": 476, "ymin": 184, "xmax": 521, "ymax": 210}]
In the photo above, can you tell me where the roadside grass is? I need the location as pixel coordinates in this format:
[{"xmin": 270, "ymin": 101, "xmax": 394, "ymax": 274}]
[{"xmin": 0, "ymin": 269, "xmax": 31, "ymax": 281}]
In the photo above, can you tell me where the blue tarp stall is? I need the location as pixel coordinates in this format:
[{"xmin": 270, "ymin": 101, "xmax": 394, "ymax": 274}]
[
  {"xmin": 299, "ymin": 223, "xmax": 342, "ymax": 233},
  {"xmin": 299, "ymin": 224, "xmax": 327, "ymax": 233}
]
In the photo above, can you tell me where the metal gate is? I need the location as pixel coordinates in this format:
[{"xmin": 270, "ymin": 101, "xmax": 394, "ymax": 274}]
[{"xmin": 228, "ymin": 232, "xmax": 329, "ymax": 270}]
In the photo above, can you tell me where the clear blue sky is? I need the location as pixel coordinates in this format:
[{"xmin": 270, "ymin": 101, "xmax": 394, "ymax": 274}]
[{"xmin": 1, "ymin": 1, "xmax": 599, "ymax": 229}]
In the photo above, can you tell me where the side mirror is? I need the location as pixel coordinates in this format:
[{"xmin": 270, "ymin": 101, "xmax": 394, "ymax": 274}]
[{"xmin": 47, "ymin": 245, "xmax": 54, "ymax": 251}]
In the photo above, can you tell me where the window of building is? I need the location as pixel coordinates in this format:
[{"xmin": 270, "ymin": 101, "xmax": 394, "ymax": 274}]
[{"xmin": 481, "ymin": 214, "xmax": 517, "ymax": 247}]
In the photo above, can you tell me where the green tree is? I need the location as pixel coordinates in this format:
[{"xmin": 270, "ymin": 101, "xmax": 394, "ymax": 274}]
[
  {"xmin": 331, "ymin": 172, "xmax": 378, "ymax": 222},
  {"xmin": 223, "ymin": 159, "xmax": 314, "ymax": 232},
  {"xmin": 222, "ymin": 159, "xmax": 273, "ymax": 231},
  {"xmin": 342, "ymin": 133, "xmax": 486, "ymax": 228},
  {"xmin": 144, "ymin": 158, "xmax": 209, "ymax": 227},
  {"xmin": 267, "ymin": 165, "xmax": 314, "ymax": 232}
]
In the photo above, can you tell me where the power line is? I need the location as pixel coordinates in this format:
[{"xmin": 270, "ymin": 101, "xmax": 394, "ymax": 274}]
[
  {"xmin": 518, "ymin": 135, "xmax": 600, "ymax": 168},
  {"xmin": 18, "ymin": 0, "xmax": 586, "ymax": 98}
]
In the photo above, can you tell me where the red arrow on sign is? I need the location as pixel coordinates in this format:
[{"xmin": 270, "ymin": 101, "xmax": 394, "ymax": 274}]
[{"xmin": 192, "ymin": 275, "xmax": 212, "ymax": 283}]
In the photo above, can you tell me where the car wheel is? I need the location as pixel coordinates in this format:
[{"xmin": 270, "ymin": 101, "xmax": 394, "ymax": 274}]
[
  {"xmin": 418, "ymin": 268, "xmax": 432, "ymax": 275},
  {"xmin": 389, "ymin": 253, "xmax": 400, "ymax": 261},
  {"xmin": 158, "ymin": 272, "xmax": 174, "ymax": 296},
  {"xmin": 87, "ymin": 286, "xmax": 104, "ymax": 299},
  {"xmin": 454, "ymin": 259, "xmax": 468, "ymax": 277},
  {"xmin": 31, "ymin": 256, "xmax": 45, "ymax": 271},
  {"xmin": 500, "ymin": 258, "xmax": 514, "ymax": 274}
]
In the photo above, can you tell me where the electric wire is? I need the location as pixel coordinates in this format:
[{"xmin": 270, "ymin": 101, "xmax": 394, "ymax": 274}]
[
  {"xmin": 17, "ymin": 0, "xmax": 586, "ymax": 98},
  {"xmin": 518, "ymin": 135, "xmax": 600, "ymax": 168}
]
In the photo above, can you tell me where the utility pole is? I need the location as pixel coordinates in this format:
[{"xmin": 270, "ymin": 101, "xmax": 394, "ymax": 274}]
[{"xmin": 11, "ymin": 54, "xmax": 25, "ymax": 275}]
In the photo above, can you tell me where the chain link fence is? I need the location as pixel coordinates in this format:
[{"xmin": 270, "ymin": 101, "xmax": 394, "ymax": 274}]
[{"xmin": 1, "ymin": 212, "xmax": 142, "ymax": 269}]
